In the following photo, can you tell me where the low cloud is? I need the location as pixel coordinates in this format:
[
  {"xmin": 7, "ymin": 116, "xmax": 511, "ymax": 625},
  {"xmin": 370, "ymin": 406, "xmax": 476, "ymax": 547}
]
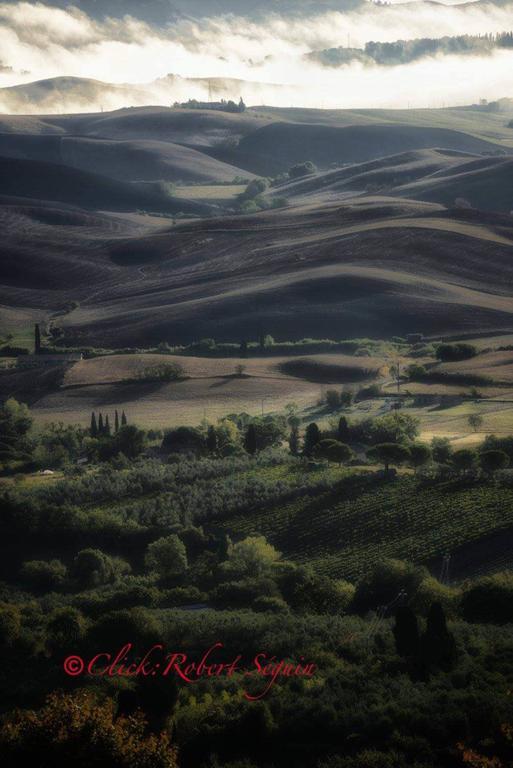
[{"xmin": 0, "ymin": 0, "xmax": 513, "ymax": 112}]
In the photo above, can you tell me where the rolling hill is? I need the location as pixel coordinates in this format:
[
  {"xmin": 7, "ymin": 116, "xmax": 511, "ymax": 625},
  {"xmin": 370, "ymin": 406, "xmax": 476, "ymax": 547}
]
[
  {"xmin": 36, "ymin": 197, "xmax": 513, "ymax": 347},
  {"xmin": 0, "ymin": 133, "xmax": 255, "ymax": 183},
  {"xmin": 1, "ymin": 104, "xmax": 513, "ymax": 357},
  {"xmin": 396, "ymin": 155, "xmax": 513, "ymax": 212},
  {"xmin": 270, "ymin": 148, "xmax": 513, "ymax": 212},
  {"xmin": 0, "ymin": 157, "xmax": 211, "ymax": 214},
  {"xmin": 228, "ymin": 122, "xmax": 507, "ymax": 174},
  {"xmin": 269, "ymin": 148, "xmax": 477, "ymax": 200}
]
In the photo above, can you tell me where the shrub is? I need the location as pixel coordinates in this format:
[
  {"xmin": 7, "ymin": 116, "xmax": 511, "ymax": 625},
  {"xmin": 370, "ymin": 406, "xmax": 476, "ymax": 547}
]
[
  {"xmin": 409, "ymin": 577, "xmax": 460, "ymax": 617},
  {"xmin": 366, "ymin": 413, "xmax": 419, "ymax": 444},
  {"xmin": 89, "ymin": 608, "xmax": 162, "ymax": 649},
  {"xmin": 461, "ymin": 572, "xmax": 513, "ymax": 623},
  {"xmin": 452, "ymin": 448, "xmax": 477, "ymax": 474},
  {"xmin": 71, "ymin": 549, "xmax": 130, "ymax": 589},
  {"xmin": 241, "ymin": 178, "xmax": 269, "ymax": 199},
  {"xmin": 136, "ymin": 362, "xmax": 185, "ymax": 382},
  {"xmin": 326, "ymin": 390, "xmax": 341, "ymax": 410},
  {"xmin": 46, "ymin": 607, "xmax": 87, "ymax": 650},
  {"xmin": 162, "ymin": 427, "xmax": 205, "ymax": 456},
  {"xmin": 20, "ymin": 559, "xmax": 67, "ymax": 592},
  {"xmin": 0, "ymin": 690, "xmax": 178, "ymax": 768},
  {"xmin": 314, "ymin": 439, "xmax": 353, "ymax": 465},
  {"xmin": 356, "ymin": 383, "xmax": 382, "ymax": 400},
  {"xmin": 289, "ymin": 161, "xmax": 317, "ymax": 178},
  {"xmin": 253, "ymin": 596, "xmax": 290, "ymax": 614},
  {"xmin": 0, "ymin": 603, "xmax": 21, "ymax": 648},
  {"xmin": 213, "ymin": 578, "xmax": 279, "ymax": 609},
  {"xmin": 431, "ymin": 437, "xmax": 453, "ymax": 464},
  {"xmin": 409, "ymin": 443, "xmax": 432, "ymax": 472},
  {"xmin": 479, "ymin": 449, "xmax": 509, "ymax": 474},
  {"xmin": 145, "ymin": 535, "xmax": 188, "ymax": 580},
  {"xmin": 276, "ymin": 565, "xmax": 354, "ymax": 614},
  {"xmin": 435, "ymin": 343, "xmax": 477, "ymax": 362},
  {"xmin": 110, "ymin": 426, "xmax": 145, "ymax": 459},
  {"xmin": 162, "ymin": 586, "xmax": 205, "ymax": 607},
  {"xmin": 353, "ymin": 559, "xmax": 428, "ymax": 614},
  {"xmin": 225, "ymin": 536, "xmax": 280, "ymax": 578}
]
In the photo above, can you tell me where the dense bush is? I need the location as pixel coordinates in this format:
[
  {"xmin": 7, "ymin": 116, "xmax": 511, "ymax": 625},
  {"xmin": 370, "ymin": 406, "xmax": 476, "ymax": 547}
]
[
  {"xmin": 289, "ymin": 161, "xmax": 317, "ymax": 178},
  {"xmin": 461, "ymin": 571, "xmax": 513, "ymax": 623},
  {"xmin": 0, "ymin": 690, "xmax": 178, "ymax": 768},
  {"xmin": 145, "ymin": 535, "xmax": 188, "ymax": 580},
  {"xmin": 435, "ymin": 342, "xmax": 477, "ymax": 362},
  {"xmin": 71, "ymin": 549, "xmax": 130, "ymax": 589},
  {"xmin": 20, "ymin": 559, "xmax": 67, "ymax": 592}
]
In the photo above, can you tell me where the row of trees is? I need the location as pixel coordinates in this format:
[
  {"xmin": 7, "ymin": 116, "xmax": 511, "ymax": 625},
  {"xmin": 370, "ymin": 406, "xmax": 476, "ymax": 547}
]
[{"xmin": 89, "ymin": 410, "xmax": 127, "ymax": 438}]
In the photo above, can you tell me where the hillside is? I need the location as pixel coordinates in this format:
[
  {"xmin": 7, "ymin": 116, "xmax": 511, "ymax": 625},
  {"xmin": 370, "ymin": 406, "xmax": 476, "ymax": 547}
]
[
  {"xmin": 270, "ymin": 149, "xmax": 513, "ymax": 213},
  {"xmin": 0, "ymin": 133, "xmax": 255, "ymax": 183},
  {"xmin": 0, "ymin": 77, "xmax": 149, "ymax": 115},
  {"xmin": 397, "ymin": 155, "xmax": 513, "ymax": 212},
  {"xmin": 46, "ymin": 197, "xmax": 513, "ymax": 347},
  {"xmin": 269, "ymin": 148, "xmax": 478, "ymax": 201},
  {"xmin": 229, "ymin": 122, "xmax": 506, "ymax": 174},
  {"xmin": 0, "ymin": 157, "xmax": 210, "ymax": 214}
]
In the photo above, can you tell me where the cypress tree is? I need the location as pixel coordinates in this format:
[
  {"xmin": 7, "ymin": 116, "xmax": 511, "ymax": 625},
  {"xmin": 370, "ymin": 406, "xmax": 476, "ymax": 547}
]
[
  {"xmin": 115, "ymin": 410, "xmax": 120, "ymax": 433},
  {"xmin": 244, "ymin": 423, "xmax": 257, "ymax": 455},
  {"xmin": 337, "ymin": 416, "xmax": 350, "ymax": 442},
  {"xmin": 303, "ymin": 422, "xmax": 321, "ymax": 456},
  {"xmin": 98, "ymin": 413, "xmax": 104, "ymax": 434},
  {"xmin": 34, "ymin": 323, "xmax": 41, "ymax": 354},
  {"xmin": 289, "ymin": 425, "xmax": 300, "ymax": 456},
  {"xmin": 420, "ymin": 603, "xmax": 457, "ymax": 672},
  {"xmin": 105, "ymin": 415, "xmax": 111, "ymax": 436},
  {"xmin": 121, "ymin": 411, "xmax": 127, "ymax": 426},
  {"xmin": 393, "ymin": 606, "xmax": 419, "ymax": 658},
  {"xmin": 206, "ymin": 425, "xmax": 218, "ymax": 453},
  {"xmin": 90, "ymin": 412, "xmax": 98, "ymax": 438}
]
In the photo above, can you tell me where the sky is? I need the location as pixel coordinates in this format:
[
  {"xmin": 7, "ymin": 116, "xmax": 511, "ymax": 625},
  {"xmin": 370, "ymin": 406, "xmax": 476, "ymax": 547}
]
[{"xmin": 0, "ymin": 0, "xmax": 512, "ymax": 111}]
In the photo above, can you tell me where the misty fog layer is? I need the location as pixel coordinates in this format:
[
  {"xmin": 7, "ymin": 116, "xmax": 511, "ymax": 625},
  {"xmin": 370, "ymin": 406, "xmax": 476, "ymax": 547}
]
[{"xmin": 0, "ymin": 0, "xmax": 512, "ymax": 112}]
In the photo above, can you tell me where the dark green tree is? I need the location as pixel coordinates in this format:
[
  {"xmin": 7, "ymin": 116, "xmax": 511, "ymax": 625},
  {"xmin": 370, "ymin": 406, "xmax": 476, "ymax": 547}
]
[
  {"xmin": 115, "ymin": 410, "xmax": 120, "ymax": 434},
  {"xmin": 420, "ymin": 602, "xmax": 457, "ymax": 672},
  {"xmin": 112, "ymin": 426, "xmax": 145, "ymax": 459},
  {"xmin": 0, "ymin": 399, "xmax": 33, "ymax": 462},
  {"xmin": 431, "ymin": 436, "xmax": 453, "ymax": 464},
  {"xmin": 104, "ymin": 415, "xmax": 111, "ymax": 437},
  {"xmin": 393, "ymin": 606, "xmax": 419, "ymax": 658},
  {"xmin": 409, "ymin": 443, "xmax": 432, "ymax": 473},
  {"xmin": 90, "ymin": 412, "xmax": 98, "ymax": 438},
  {"xmin": 367, "ymin": 442, "xmax": 410, "ymax": 473},
  {"xmin": 314, "ymin": 439, "xmax": 353, "ymax": 466},
  {"xmin": 244, "ymin": 423, "xmax": 257, "ymax": 455},
  {"xmin": 121, "ymin": 411, "xmax": 127, "ymax": 426},
  {"xmin": 303, "ymin": 422, "xmax": 321, "ymax": 456},
  {"xmin": 479, "ymin": 449, "xmax": 509, "ymax": 476},
  {"xmin": 452, "ymin": 448, "xmax": 477, "ymax": 475},
  {"xmin": 337, "ymin": 416, "xmax": 350, "ymax": 442},
  {"xmin": 34, "ymin": 323, "xmax": 41, "ymax": 355},
  {"xmin": 98, "ymin": 413, "xmax": 104, "ymax": 434},
  {"xmin": 206, "ymin": 425, "xmax": 218, "ymax": 454},
  {"xmin": 289, "ymin": 425, "xmax": 300, "ymax": 456}
]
